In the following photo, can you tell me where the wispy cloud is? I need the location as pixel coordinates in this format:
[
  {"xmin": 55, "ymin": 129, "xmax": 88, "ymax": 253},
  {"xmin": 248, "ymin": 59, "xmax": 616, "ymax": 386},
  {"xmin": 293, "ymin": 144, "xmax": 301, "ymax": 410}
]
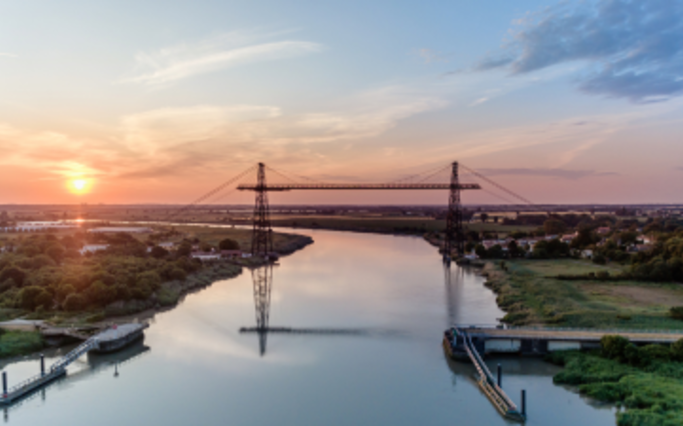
[
  {"xmin": 0, "ymin": 85, "xmax": 446, "ymax": 181},
  {"xmin": 475, "ymin": 168, "xmax": 617, "ymax": 180},
  {"xmin": 121, "ymin": 30, "xmax": 324, "ymax": 87},
  {"xmin": 473, "ymin": 0, "xmax": 683, "ymax": 103},
  {"xmin": 414, "ymin": 48, "xmax": 450, "ymax": 64}
]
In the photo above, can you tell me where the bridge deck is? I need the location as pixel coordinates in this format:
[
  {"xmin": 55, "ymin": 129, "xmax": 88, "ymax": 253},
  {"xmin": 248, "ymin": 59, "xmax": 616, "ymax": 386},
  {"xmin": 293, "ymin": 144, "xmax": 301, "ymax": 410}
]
[
  {"xmin": 461, "ymin": 326, "xmax": 683, "ymax": 343},
  {"xmin": 237, "ymin": 183, "xmax": 481, "ymax": 191}
]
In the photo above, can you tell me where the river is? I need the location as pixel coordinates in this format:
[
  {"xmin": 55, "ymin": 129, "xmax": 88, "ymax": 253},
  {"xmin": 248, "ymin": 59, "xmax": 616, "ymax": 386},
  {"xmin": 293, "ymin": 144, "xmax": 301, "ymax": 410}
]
[{"xmin": 0, "ymin": 229, "xmax": 617, "ymax": 425}]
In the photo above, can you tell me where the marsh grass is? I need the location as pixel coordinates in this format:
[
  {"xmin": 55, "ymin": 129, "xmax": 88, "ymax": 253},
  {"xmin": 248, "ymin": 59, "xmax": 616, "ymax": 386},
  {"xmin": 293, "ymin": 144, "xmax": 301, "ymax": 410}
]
[
  {"xmin": 485, "ymin": 259, "xmax": 683, "ymax": 329},
  {"xmin": 0, "ymin": 330, "xmax": 43, "ymax": 358}
]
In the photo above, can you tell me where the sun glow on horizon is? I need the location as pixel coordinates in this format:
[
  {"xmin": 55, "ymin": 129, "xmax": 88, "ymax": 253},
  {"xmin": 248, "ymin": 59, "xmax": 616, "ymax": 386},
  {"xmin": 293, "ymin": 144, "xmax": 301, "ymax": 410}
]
[{"xmin": 68, "ymin": 178, "xmax": 91, "ymax": 194}]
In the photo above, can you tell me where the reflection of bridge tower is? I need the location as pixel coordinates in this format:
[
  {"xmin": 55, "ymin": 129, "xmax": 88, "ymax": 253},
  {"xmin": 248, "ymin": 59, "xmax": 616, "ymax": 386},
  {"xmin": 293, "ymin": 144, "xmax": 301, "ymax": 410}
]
[
  {"xmin": 252, "ymin": 265, "xmax": 273, "ymax": 356},
  {"xmin": 242, "ymin": 265, "xmax": 370, "ymax": 357}
]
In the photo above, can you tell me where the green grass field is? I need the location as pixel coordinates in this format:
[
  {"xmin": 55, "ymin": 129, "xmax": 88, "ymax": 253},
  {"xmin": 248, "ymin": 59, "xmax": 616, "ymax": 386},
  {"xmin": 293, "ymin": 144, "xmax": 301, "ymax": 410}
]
[{"xmin": 485, "ymin": 259, "xmax": 683, "ymax": 329}]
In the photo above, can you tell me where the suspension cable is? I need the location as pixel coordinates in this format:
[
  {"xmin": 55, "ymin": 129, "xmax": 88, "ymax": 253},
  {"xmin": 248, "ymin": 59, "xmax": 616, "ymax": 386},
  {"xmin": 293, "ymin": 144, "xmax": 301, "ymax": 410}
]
[
  {"xmin": 164, "ymin": 164, "xmax": 257, "ymax": 221},
  {"xmin": 460, "ymin": 164, "xmax": 534, "ymax": 206}
]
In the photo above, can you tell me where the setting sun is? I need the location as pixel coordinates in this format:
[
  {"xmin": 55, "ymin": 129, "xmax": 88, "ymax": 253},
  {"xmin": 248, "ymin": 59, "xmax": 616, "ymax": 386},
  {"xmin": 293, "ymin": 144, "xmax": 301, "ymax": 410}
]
[{"xmin": 68, "ymin": 178, "xmax": 90, "ymax": 194}]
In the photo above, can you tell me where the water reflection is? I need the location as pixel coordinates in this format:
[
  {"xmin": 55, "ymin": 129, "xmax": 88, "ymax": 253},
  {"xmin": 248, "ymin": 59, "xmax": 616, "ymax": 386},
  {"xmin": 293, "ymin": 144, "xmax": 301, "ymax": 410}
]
[
  {"xmin": 2, "ymin": 340, "xmax": 149, "ymax": 420},
  {"xmin": 252, "ymin": 265, "xmax": 272, "ymax": 356},
  {"xmin": 241, "ymin": 264, "xmax": 392, "ymax": 356},
  {"xmin": 0, "ymin": 230, "xmax": 619, "ymax": 426}
]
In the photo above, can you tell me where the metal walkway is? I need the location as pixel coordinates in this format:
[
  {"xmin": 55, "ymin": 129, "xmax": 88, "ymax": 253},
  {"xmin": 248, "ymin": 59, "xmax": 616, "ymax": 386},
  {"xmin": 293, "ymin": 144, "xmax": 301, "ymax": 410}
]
[
  {"xmin": 1, "ymin": 337, "xmax": 101, "ymax": 405},
  {"xmin": 0, "ymin": 336, "xmax": 100, "ymax": 405},
  {"xmin": 447, "ymin": 328, "xmax": 525, "ymax": 422}
]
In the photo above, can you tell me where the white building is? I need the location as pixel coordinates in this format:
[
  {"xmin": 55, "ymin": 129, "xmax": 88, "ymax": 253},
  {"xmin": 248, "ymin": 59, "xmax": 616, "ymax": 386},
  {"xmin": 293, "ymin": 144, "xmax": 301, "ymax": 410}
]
[
  {"xmin": 3, "ymin": 221, "xmax": 80, "ymax": 232},
  {"xmin": 88, "ymin": 227, "xmax": 152, "ymax": 233},
  {"xmin": 80, "ymin": 244, "xmax": 109, "ymax": 255},
  {"xmin": 190, "ymin": 252, "xmax": 222, "ymax": 261}
]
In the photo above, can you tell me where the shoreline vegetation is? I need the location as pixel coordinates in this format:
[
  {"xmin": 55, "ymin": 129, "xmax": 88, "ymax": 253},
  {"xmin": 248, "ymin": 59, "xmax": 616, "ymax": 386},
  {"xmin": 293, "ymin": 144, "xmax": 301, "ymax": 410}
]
[
  {"xmin": 480, "ymin": 259, "xmax": 683, "ymax": 425},
  {"xmin": 0, "ymin": 225, "xmax": 313, "ymax": 359},
  {"xmin": 481, "ymin": 259, "xmax": 683, "ymax": 329}
]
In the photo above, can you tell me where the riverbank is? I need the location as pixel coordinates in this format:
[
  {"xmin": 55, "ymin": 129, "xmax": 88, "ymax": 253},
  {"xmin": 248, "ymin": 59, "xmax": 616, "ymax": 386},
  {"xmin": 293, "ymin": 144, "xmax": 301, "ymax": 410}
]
[
  {"xmin": 482, "ymin": 259, "xmax": 683, "ymax": 329},
  {"xmin": 548, "ymin": 348, "xmax": 683, "ymax": 426},
  {"xmin": 0, "ymin": 229, "xmax": 313, "ymax": 358},
  {"xmin": 478, "ymin": 259, "xmax": 683, "ymax": 424}
]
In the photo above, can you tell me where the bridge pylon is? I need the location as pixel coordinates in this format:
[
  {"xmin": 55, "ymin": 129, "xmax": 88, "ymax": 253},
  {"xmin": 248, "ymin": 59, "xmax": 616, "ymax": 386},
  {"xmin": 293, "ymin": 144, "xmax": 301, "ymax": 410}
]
[
  {"xmin": 251, "ymin": 163, "xmax": 273, "ymax": 257},
  {"xmin": 443, "ymin": 162, "xmax": 465, "ymax": 260}
]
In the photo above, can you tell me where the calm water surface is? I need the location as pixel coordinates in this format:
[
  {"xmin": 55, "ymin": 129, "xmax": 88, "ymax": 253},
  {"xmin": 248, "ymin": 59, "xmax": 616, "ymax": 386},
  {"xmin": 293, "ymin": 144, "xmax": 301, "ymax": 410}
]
[{"xmin": 1, "ymin": 230, "xmax": 617, "ymax": 425}]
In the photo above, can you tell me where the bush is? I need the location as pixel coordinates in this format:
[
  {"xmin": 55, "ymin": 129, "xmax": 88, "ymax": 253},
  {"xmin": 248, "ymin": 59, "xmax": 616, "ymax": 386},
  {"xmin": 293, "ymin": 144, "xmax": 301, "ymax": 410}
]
[
  {"xmin": 137, "ymin": 271, "xmax": 161, "ymax": 292},
  {"xmin": 670, "ymin": 306, "xmax": 683, "ymax": 320},
  {"xmin": 63, "ymin": 293, "xmax": 85, "ymax": 311},
  {"xmin": 34, "ymin": 290, "xmax": 52, "ymax": 310},
  {"xmin": 18, "ymin": 286, "xmax": 44, "ymax": 311},
  {"xmin": 671, "ymin": 339, "xmax": 683, "ymax": 361},
  {"xmin": 602, "ymin": 335, "xmax": 630, "ymax": 361},
  {"xmin": 593, "ymin": 253, "xmax": 607, "ymax": 265},
  {"xmin": 0, "ymin": 267, "xmax": 26, "ymax": 286},
  {"xmin": 218, "ymin": 238, "xmax": 240, "ymax": 250},
  {"xmin": 150, "ymin": 246, "xmax": 169, "ymax": 259},
  {"xmin": 596, "ymin": 271, "xmax": 610, "ymax": 280},
  {"xmin": 0, "ymin": 331, "xmax": 43, "ymax": 358}
]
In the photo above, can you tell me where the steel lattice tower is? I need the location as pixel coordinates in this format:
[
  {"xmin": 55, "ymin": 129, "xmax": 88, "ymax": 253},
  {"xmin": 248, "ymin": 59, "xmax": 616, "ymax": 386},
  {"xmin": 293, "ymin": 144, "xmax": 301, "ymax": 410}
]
[
  {"xmin": 252, "ymin": 265, "xmax": 272, "ymax": 356},
  {"xmin": 443, "ymin": 162, "xmax": 465, "ymax": 259},
  {"xmin": 251, "ymin": 163, "xmax": 273, "ymax": 257}
]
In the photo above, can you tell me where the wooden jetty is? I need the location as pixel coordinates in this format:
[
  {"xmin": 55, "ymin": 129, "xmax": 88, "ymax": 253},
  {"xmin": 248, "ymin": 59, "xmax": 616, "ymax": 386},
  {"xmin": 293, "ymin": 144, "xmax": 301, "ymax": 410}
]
[
  {"xmin": 443, "ymin": 328, "xmax": 525, "ymax": 422},
  {"xmin": 0, "ymin": 323, "xmax": 148, "ymax": 406}
]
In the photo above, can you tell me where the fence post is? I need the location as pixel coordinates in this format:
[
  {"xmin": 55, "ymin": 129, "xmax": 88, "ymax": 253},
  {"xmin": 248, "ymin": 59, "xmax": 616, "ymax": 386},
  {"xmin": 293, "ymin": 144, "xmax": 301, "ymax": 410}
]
[
  {"xmin": 2, "ymin": 371, "xmax": 6, "ymax": 397},
  {"xmin": 497, "ymin": 364, "xmax": 502, "ymax": 387},
  {"xmin": 40, "ymin": 354, "xmax": 45, "ymax": 376},
  {"xmin": 521, "ymin": 389, "xmax": 526, "ymax": 417}
]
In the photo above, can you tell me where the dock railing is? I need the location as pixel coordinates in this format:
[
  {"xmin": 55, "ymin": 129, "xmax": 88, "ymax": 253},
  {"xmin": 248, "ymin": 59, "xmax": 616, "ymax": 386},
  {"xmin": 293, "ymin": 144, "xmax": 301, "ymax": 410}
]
[{"xmin": 454, "ymin": 327, "xmax": 524, "ymax": 422}]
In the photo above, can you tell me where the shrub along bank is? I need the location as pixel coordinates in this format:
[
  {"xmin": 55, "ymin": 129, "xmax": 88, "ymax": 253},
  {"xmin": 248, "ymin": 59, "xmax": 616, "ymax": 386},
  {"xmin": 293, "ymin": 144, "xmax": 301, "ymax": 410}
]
[
  {"xmin": 548, "ymin": 336, "xmax": 683, "ymax": 426},
  {"xmin": 0, "ymin": 330, "xmax": 44, "ymax": 358}
]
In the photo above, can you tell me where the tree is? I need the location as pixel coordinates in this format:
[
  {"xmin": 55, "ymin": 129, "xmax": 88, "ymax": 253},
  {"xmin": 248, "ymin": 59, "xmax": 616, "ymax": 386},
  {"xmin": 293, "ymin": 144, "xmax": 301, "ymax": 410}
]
[
  {"xmin": 601, "ymin": 335, "xmax": 630, "ymax": 361},
  {"xmin": 507, "ymin": 240, "xmax": 521, "ymax": 258},
  {"xmin": 150, "ymin": 246, "xmax": 169, "ymax": 259},
  {"xmin": 18, "ymin": 286, "xmax": 43, "ymax": 310},
  {"xmin": 480, "ymin": 213, "xmax": 489, "ymax": 223},
  {"xmin": 0, "ymin": 267, "xmax": 26, "ymax": 286},
  {"xmin": 34, "ymin": 290, "xmax": 53, "ymax": 310},
  {"xmin": 63, "ymin": 293, "xmax": 85, "ymax": 311},
  {"xmin": 177, "ymin": 242, "xmax": 192, "ymax": 257},
  {"xmin": 218, "ymin": 238, "xmax": 240, "ymax": 251},
  {"xmin": 45, "ymin": 244, "xmax": 65, "ymax": 263},
  {"xmin": 137, "ymin": 271, "xmax": 162, "ymax": 293},
  {"xmin": 487, "ymin": 244, "xmax": 505, "ymax": 259},
  {"xmin": 543, "ymin": 219, "xmax": 567, "ymax": 236},
  {"xmin": 570, "ymin": 227, "xmax": 597, "ymax": 249},
  {"xmin": 57, "ymin": 284, "xmax": 76, "ymax": 303},
  {"xmin": 671, "ymin": 338, "xmax": 683, "ymax": 361}
]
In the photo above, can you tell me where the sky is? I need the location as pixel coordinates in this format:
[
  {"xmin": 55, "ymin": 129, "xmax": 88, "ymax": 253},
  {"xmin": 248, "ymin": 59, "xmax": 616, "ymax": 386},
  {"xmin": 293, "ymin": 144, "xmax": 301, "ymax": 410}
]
[{"xmin": 1, "ymin": 0, "xmax": 682, "ymax": 205}]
